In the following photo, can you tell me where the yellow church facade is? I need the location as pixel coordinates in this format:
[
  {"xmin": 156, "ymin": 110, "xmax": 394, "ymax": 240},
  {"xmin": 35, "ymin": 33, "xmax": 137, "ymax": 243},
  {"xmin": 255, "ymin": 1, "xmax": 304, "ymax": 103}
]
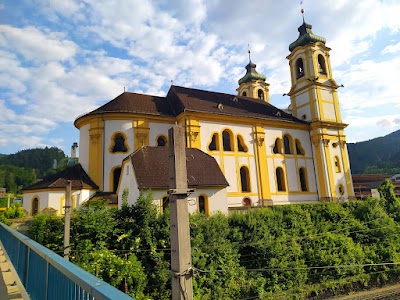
[{"xmin": 73, "ymin": 20, "xmax": 354, "ymax": 211}]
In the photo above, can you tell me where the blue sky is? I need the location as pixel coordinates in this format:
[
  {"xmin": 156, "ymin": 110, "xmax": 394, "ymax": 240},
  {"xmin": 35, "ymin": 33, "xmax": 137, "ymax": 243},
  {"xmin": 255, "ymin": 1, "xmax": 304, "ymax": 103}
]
[{"xmin": 1, "ymin": 0, "xmax": 400, "ymax": 155}]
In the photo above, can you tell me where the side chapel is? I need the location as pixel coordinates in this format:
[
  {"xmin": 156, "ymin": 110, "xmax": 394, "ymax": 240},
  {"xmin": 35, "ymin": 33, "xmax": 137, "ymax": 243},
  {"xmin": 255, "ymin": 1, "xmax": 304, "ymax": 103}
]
[{"xmin": 23, "ymin": 18, "xmax": 355, "ymax": 216}]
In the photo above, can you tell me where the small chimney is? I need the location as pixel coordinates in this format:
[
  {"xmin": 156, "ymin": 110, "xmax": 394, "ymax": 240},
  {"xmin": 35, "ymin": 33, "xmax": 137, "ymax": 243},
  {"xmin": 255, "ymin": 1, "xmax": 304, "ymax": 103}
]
[{"xmin": 71, "ymin": 142, "xmax": 78, "ymax": 158}]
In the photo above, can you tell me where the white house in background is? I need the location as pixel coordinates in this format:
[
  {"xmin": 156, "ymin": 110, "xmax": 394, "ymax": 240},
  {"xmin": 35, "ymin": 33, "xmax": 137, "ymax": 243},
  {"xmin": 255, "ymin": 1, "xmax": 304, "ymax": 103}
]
[
  {"xmin": 22, "ymin": 164, "xmax": 98, "ymax": 216},
  {"xmin": 118, "ymin": 147, "xmax": 229, "ymax": 215}
]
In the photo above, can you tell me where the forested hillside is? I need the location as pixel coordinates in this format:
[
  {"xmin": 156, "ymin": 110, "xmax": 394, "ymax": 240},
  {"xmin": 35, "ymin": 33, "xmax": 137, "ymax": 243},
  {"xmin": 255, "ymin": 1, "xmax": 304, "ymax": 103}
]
[
  {"xmin": 0, "ymin": 147, "xmax": 67, "ymax": 193},
  {"xmin": 347, "ymin": 129, "xmax": 400, "ymax": 174}
]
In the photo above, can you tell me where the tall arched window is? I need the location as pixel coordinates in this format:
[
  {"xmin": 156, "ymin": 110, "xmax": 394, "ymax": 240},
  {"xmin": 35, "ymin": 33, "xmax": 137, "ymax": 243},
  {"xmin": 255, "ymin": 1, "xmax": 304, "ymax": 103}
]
[
  {"xmin": 283, "ymin": 135, "xmax": 292, "ymax": 154},
  {"xmin": 334, "ymin": 156, "xmax": 341, "ymax": 173},
  {"xmin": 157, "ymin": 135, "xmax": 167, "ymax": 147},
  {"xmin": 222, "ymin": 130, "xmax": 233, "ymax": 151},
  {"xmin": 295, "ymin": 139, "xmax": 305, "ymax": 155},
  {"xmin": 208, "ymin": 133, "xmax": 219, "ymax": 151},
  {"xmin": 296, "ymin": 58, "xmax": 304, "ymax": 78},
  {"xmin": 318, "ymin": 54, "xmax": 327, "ymax": 74},
  {"xmin": 237, "ymin": 135, "xmax": 248, "ymax": 152},
  {"xmin": 198, "ymin": 195, "xmax": 208, "ymax": 215},
  {"xmin": 240, "ymin": 166, "xmax": 250, "ymax": 192},
  {"xmin": 242, "ymin": 91, "xmax": 247, "ymax": 97},
  {"xmin": 299, "ymin": 168, "xmax": 308, "ymax": 192},
  {"xmin": 273, "ymin": 138, "xmax": 282, "ymax": 154},
  {"xmin": 31, "ymin": 197, "xmax": 39, "ymax": 216},
  {"xmin": 112, "ymin": 167, "xmax": 122, "ymax": 193},
  {"xmin": 276, "ymin": 167, "xmax": 286, "ymax": 192},
  {"xmin": 257, "ymin": 89, "xmax": 264, "ymax": 100},
  {"xmin": 111, "ymin": 132, "xmax": 128, "ymax": 153}
]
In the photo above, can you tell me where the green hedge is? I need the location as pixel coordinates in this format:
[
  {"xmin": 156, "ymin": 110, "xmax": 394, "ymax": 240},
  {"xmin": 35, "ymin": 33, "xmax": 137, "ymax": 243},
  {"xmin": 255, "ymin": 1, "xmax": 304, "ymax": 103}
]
[{"xmin": 26, "ymin": 184, "xmax": 400, "ymax": 299}]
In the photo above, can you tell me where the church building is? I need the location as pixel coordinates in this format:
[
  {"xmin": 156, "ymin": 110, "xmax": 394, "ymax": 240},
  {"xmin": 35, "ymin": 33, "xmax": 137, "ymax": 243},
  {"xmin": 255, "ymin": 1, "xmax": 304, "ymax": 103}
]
[{"xmin": 23, "ymin": 19, "xmax": 355, "ymax": 216}]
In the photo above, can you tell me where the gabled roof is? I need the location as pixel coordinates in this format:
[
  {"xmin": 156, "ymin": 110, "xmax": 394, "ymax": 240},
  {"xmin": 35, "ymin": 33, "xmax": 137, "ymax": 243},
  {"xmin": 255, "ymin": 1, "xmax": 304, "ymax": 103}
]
[
  {"xmin": 126, "ymin": 146, "xmax": 229, "ymax": 189},
  {"xmin": 23, "ymin": 164, "xmax": 99, "ymax": 191},
  {"xmin": 75, "ymin": 85, "xmax": 306, "ymax": 127},
  {"xmin": 75, "ymin": 92, "xmax": 175, "ymax": 124},
  {"xmin": 168, "ymin": 85, "xmax": 304, "ymax": 124}
]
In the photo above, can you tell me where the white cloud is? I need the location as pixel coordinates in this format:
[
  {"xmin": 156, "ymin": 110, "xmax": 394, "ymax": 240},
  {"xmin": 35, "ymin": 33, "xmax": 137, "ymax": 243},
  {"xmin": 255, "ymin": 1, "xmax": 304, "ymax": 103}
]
[
  {"xmin": 377, "ymin": 119, "xmax": 392, "ymax": 128},
  {"xmin": 382, "ymin": 42, "xmax": 400, "ymax": 54},
  {"xmin": 0, "ymin": 25, "xmax": 77, "ymax": 63},
  {"xmin": 2, "ymin": 0, "xmax": 400, "ymax": 154}
]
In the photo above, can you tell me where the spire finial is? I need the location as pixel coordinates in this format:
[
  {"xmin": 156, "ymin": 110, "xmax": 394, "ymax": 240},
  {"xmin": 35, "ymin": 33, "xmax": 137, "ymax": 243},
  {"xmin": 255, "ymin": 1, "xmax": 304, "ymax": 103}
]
[
  {"xmin": 300, "ymin": 1, "xmax": 305, "ymax": 23},
  {"xmin": 248, "ymin": 44, "xmax": 252, "ymax": 63}
]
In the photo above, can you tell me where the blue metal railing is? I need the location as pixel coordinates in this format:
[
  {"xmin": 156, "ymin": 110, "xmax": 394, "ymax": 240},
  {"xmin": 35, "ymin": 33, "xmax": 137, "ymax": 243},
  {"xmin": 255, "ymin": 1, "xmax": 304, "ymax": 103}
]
[{"xmin": 0, "ymin": 223, "xmax": 134, "ymax": 300}]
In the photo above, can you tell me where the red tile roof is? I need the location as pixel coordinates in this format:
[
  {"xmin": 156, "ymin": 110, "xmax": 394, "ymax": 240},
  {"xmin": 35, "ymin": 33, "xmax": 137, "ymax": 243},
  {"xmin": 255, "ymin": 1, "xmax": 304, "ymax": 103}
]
[
  {"xmin": 75, "ymin": 85, "xmax": 306, "ymax": 125},
  {"xmin": 168, "ymin": 85, "xmax": 304, "ymax": 123},
  {"xmin": 126, "ymin": 146, "xmax": 229, "ymax": 189},
  {"xmin": 23, "ymin": 164, "xmax": 99, "ymax": 191}
]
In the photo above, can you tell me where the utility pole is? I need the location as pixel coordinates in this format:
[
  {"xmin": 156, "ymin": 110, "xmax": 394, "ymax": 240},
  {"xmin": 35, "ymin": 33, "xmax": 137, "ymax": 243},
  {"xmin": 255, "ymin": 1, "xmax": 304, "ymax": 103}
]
[
  {"xmin": 63, "ymin": 180, "xmax": 72, "ymax": 261},
  {"xmin": 168, "ymin": 126, "xmax": 194, "ymax": 300}
]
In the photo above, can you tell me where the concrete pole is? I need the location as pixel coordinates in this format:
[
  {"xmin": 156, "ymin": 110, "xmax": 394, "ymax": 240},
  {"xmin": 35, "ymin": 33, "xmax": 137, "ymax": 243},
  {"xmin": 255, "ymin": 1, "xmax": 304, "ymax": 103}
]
[
  {"xmin": 168, "ymin": 126, "xmax": 193, "ymax": 300},
  {"xmin": 63, "ymin": 180, "xmax": 72, "ymax": 261}
]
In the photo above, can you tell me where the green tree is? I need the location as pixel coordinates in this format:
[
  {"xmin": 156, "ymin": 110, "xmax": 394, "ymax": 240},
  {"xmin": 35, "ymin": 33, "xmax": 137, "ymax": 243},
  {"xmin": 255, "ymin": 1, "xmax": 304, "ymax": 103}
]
[
  {"xmin": 27, "ymin": 213, "xmax": 64, "ymax": 251},
  {"xmin": 77, "ymin": 249, "xmax": 147, "ymax": 299}
]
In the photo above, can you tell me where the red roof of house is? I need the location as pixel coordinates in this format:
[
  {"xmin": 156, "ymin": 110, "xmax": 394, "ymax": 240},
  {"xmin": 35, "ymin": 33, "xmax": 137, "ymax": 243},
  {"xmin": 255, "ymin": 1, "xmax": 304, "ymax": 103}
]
[
  {"xmin": 126, "ymin": 146, "xmax": 229, "ymax": 189},
  {"xmin": 23, "ymin": 164, "xmax": 99, "ymax": 191}
]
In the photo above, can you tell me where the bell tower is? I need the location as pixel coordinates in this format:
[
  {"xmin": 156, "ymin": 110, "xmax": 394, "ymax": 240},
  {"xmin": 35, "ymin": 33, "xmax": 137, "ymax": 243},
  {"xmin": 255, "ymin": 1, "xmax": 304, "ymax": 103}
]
[
  {"xmin": 237, "ymin": 50, "xmax": 270, "ymax": 102},
  {"xmin": 287, "ymin": 15, "xmax": 354, "ymax": 201}
]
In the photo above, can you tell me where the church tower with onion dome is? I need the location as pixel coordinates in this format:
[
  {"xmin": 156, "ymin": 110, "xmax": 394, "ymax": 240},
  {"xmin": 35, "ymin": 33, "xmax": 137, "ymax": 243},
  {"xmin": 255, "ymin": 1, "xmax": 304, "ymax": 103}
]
[
  {"xmin": 237, "ymin": 51, "xmax": 270, "ymax": 103},
  {"xmin": 286, "ymin": 12, "xmax": 354, "ymax": 201}
]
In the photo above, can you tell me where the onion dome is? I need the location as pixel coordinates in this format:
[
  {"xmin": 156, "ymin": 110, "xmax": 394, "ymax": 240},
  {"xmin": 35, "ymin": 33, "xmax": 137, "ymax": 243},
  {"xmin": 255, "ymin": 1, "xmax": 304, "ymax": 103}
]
[
  {"xmin": 238, "ymin": 60, "xmax": 266, "ymax": 85},
  {"xmin": 289, "ymin": 21, "xmax": 326, "ymax": 52}
]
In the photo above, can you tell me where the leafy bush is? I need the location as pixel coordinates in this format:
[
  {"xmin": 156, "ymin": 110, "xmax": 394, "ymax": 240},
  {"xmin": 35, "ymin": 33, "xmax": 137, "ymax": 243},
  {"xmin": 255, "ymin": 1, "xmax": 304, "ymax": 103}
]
[
  {"xmin": 27, "ymin": 186, "xmax": 400, "ymax": 299},
  {"xmin": 3, "ymin": 202, "xmax": 27, "ymax": 219},
  {"xmin": 28, "ymin": 213, "xmax": 64, "ymax": 251},
  {"xmin": 77, "ymin": 249, "xmax": 147, "ymax": 299}
]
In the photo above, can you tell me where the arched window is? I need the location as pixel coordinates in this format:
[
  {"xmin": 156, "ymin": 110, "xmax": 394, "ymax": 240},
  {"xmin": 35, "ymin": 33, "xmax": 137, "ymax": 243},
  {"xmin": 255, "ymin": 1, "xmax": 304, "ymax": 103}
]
[
  {"xmin": 31, "ymin": 197, "xmax": 39, "ymax": 216},
  {"xmin": 111, "ymin": 132, "xmax": 128, "ymax": 153},
  {"xmin": 198, "ymin": 195, "xmax": 208, "ymax": 215},
  {"xmin": 283, "ymin": 135, "xmax": 292, "ymax": 154},
  {"xmin": 257, "ymin": 89, "xmax": 264, "ymax": 100},
  {"xmin": 240, "ymin": 166, "xmax": 251, "ymax": 192},
  {"xmin": 318, "ymin": 54, "xmax": 327, "ymax": 74},
  {"xmin": 295, "ymin": 139, "xmax": 305, "ymax": 155},
  {"xmin": 273, "ymin": 138, "xmax": 282, "ymax": 154},
  {"xmin": 237, "ymin": 135, "xmax": 248, "ymax": 152},
  {"xmin": 161, "ymin": 196, "xmax": 169, "ymax": 212},
  {"xmin": 208, "ymin": 133, "xmax": 219, "ymax": 151},
  {"xmin": 112, "ymin": 167, "xmax": 122, "ymax": 193},
  {"xmin": 299, "ymin": 168, "xmax": 308, "ymax": 192},
  {"xmin": 276, "ymin": 167, "xmax": 286, "ymax": 192},
  {"xmin": 338, "ymin": 184, "xmax": 345, "ymax": 196},
  {"xmin": 222, "ymin": 130, "xmax": 233, "ymax": 151},
  {"xmin": 243, "ymin": 197, "xmax": 251, "ymax": 207},
  {"xmin": 334, "ymin": 156, "xmax": 341, "ymax": 173},
  {"xmin": 157, "ymin": 135, "xmax": 167, "ymax": 147},
  {"xmin": 296, "ymin": 58, "xmax": 304, "ymax": 78},
  {"xmin": 242, "ymin": 91, "xmax": 247, "ymax": 97}
]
